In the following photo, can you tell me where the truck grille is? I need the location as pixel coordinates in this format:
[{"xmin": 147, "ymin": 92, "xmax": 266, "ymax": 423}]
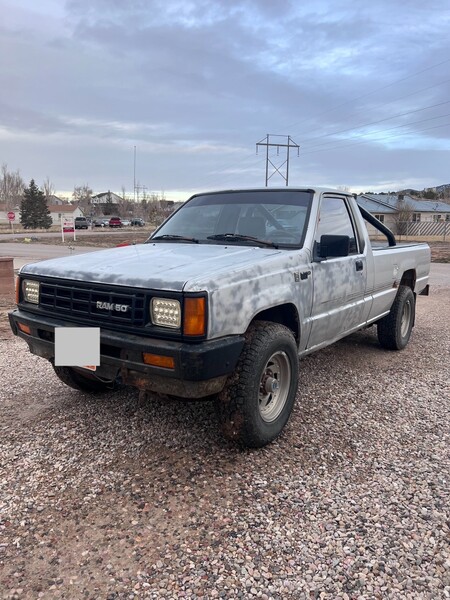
[{"xmin": 39, "ymin": 281, "xmax": 146, "ymax": 326}]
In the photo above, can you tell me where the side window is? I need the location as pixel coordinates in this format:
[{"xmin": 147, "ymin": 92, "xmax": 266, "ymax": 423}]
[{"xmin": 316, "ymin": 197, "xmax": 358, "ymax": 255}]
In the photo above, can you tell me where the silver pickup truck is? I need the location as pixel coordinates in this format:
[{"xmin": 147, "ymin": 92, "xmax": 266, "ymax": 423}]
[{"xmin": 9, "ymin": 188, "xmax": 430, "ymax": 447}]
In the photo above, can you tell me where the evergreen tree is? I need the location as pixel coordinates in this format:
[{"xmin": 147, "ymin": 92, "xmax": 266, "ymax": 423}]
[
  {"xmin": 20, "ymin": 179, "xmax": 52, "ymax": 229},
  {"xmin": 423, "ymin": 189, "xmax": 437, "ymax": 200}
]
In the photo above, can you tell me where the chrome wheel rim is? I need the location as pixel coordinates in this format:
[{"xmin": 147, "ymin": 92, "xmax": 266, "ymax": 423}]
[
  {"xmin": 258, "ymin": 351, "xmax": 291, "ymax": 423},
  {"xmin": 401, "ymin": 299, "xmax": 412, "ymax": 338}
]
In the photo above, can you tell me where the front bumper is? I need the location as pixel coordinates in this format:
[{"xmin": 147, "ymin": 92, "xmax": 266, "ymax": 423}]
[{"xmin": 9, "ymin": 309, "xmax": 245, "ymax": 398}]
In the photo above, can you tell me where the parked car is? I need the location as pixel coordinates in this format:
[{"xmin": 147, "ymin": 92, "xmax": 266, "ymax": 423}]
[
  {"xmin": 74, "ymin": 217, "xmax": 88, "ymax": 229},
  {"xmin": 121, "ymin": 219, "xmax": 131, "ymax": 226},
  {"xmin": 109, "ymin": 217, "xmax": 123, "ymax": 228},
  {"xmin": 131, "ymin": 218, "xmax": 146, "ymax": 226},
  {"xmin": 93, "ymin": 218, "xmax": 109, "ymax": 227}
]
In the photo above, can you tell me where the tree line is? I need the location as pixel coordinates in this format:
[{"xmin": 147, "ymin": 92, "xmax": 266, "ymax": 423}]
[{"xmin": 1, "ymin": 164, "xmax": 175, "ymax": 229}]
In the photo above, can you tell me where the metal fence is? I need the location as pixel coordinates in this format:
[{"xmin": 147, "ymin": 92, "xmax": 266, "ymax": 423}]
[{"xmin": 396, "ymin": 221, "xmax": 450, "ymax": 240}]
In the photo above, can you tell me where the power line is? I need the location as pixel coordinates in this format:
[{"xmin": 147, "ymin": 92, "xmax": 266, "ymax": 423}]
[
  {"xmin": 211, "ymin": 120, "xmax": 450, "ymax": 187},
  {"xmin": 302, "ymin": 111, "xmax": 450, "ymax": 152},
  {"xmin": 283, "ymin": 57, "xmax": 450, "ymax": 135},
  {"xmin": 194, "ymin": 58, "xmax": 450, "ymax": 187},
  {"xmin": 197, "ymin": 97, "xmax": 450, "ymax": 187},
  {"xmin": 299, "ymin": 121, "xmax": 450, "ymax": 157},
  {"xmin": 297, "ymin": 100, "xmax": 450, "ymax": 148}
]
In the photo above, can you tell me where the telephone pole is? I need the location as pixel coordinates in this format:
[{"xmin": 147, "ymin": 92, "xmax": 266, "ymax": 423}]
[
  {"xmin": 135, "ymin": 184, "xmax": 147, "ymax": 202},
  {"xmin": 256, "ymin": 134, "xmax": 300, "ymax": 186},
  {"xmin": 133, "ymin": 146, "xmax": 137, "ymax": 202}
]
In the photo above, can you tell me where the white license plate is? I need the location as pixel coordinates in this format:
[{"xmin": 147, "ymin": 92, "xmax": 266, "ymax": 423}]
[{"xmin": 54, "ymin": 327, "xmax": 100, "ymax": 368}]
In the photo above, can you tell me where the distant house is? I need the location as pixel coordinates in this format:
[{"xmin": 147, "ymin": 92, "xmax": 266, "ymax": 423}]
[
  {"xmin": 160, "ymin": 200, "xmax": 175, "ymax": 213},
  {"xmin": 357, "ymin": 195, "xmax": 398, "ymax": 231},
  {"xmin": 47, "ymin": 204, "xmax": 84, "ymax": 226},
  {"xmin": 46, "ymin": 195, "xmax": 68, "ymax": 206},
  {"xmin": 357, "ymin": 193, "xmax": 450, "ymax": 236},
  {"xmin": 91, "ymin": 191, "xmax": 122, "ymax": 205},
  {"xmin": 1, "ymin": 202, "xmax": 83, "ymax": 226}
]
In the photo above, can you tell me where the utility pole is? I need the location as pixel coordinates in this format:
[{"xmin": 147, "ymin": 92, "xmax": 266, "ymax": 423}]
[
  {"xmin": 256, "ymin": 134, "xmax": 300, "ymax": 187},
  {"xmin": 133, "ymin": 146, "xmax": 136, "ymax": 203},
  {"xmin": 135, "ymin": 184, "xmax": 147, "ymax": 202}
]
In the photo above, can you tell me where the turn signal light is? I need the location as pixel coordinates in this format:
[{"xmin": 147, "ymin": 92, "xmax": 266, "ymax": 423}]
[
  {"xmin": 17, "ymin": 323, "xmax": 31, "ymax": 335},
  {"xmin": 183, "ymin": 297, "xmax": 206, "ymax": 336},
  {"xmin": 142, "ymin": 353, "xmax": 175, "ymax": 369}
]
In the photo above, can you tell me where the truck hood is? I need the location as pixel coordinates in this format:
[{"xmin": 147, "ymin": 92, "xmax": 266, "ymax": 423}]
[{"xmin": 20, "ymin": 242, "xmax": 283, "ymax": 292}]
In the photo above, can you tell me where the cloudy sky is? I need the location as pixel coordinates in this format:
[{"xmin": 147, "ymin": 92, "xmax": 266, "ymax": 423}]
[{"xmin": 1, "ymin": 0, "xmax": 450, "ymax": 199}]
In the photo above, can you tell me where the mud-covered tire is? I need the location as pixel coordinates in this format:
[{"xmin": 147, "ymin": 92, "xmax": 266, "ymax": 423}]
[
  {"xmin": 215, "ymin": 321, "xmax": 299, "ymax": 448},
  {"xmin": 53, "ymin": 365, "xmax": 116, "ymax": 393},
  {"xmin": 377, "ymin": 285, "xmax": 415, "ymax": 350}
]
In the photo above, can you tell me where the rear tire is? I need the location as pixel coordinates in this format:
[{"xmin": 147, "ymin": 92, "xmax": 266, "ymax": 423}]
[
  {"xmin": 53, "ymin": 365, "xmax": 117, "ymax": 393},
  {"xmin": 215, "ymin": 321, "xmax": 299, "ymax": 448},
  {"xmin": 377, "ymin": 285, "xmax": 415, "ymax": 350}
]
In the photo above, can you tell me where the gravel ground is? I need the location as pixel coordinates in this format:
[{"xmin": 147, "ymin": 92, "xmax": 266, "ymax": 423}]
[{"xmin": 0, "ymin": 289, "xmax": 449, "ymax": 599}]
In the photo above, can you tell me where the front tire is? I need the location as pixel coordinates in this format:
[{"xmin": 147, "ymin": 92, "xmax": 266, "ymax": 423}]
[
  {"xmin": 215, "ymin": 321, "xmax": 299, "ymax": 448},
  {"xmin": 53, "ymin": 365, "xmax": 117, "ymax": 393},
  {"xmin": 377, "ymin": 285, "xmax": 415, "ymax": 350}
]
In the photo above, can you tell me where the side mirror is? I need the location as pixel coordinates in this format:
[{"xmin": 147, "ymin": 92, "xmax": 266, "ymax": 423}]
[{"xmin": 319, "ymin": 235, "xmax": 350, "ymax": 258}]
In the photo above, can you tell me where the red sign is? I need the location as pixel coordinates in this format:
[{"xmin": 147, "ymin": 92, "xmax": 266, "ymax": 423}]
[
  {"xmin": 62, "ymin": 217, "xmax": 74, "ymax": 232},
  {"xmin": 7, "ymin": 211, "xmax": 15, "ymax": 221}
]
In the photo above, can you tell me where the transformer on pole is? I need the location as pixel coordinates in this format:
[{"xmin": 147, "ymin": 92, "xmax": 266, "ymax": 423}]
[{"xmin": 256, "ymin": 134, "xmax": 300, "ymax": 186}]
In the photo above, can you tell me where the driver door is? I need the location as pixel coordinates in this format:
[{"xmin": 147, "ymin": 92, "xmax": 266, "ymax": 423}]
[{"xmin": 307, "ymin": 195, "xmax": 367, "ymax": 349}]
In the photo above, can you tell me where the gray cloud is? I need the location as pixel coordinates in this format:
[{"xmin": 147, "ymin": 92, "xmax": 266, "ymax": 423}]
[{"xmin": 1, "ymin": 0, "xmax": 449, "ymax": 195}]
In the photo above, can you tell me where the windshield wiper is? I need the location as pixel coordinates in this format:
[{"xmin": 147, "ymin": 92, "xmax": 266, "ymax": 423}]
[
  {"xmin": 151, "ymin": 234, "xmax": 199, "ymax": 243},
  {"xmin": 207, "ymin": 233, "xmax": 278, "ymax": 248}
]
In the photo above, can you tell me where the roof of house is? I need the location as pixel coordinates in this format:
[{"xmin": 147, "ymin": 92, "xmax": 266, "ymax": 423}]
[
  {"xmin": 47, "ymin": 204, "xmax": 80, "ymax": 213},
  {"xmin": 358, "ymin": 194, "xmax": 450, "ymax": 214},
  {"xmin": 356, "ymin": 195, "xmax": 397, "ymax": 214},
  {"xmin": 91, "ymin": 191, "xmax": 122, "ymax": 201},
  {"xmin": 46, "ymin": 194, "xmax": 67, "ymax": 204}
]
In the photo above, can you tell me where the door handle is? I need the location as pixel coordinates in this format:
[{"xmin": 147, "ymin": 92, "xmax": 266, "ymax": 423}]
[{"xmin": 355, "ymin": 259, "xmax": 364, "ymax": 272}]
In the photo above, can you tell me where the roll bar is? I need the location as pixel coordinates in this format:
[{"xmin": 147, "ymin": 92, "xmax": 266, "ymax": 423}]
[{"xmin": 357, "ymin": 205, "xmax": 396, "ymax": 247}]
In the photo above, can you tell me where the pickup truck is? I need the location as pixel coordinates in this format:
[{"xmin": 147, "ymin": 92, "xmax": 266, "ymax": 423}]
[{"xmin": 9, "ymin": 188, "xmax": 430, "ymax": 447}]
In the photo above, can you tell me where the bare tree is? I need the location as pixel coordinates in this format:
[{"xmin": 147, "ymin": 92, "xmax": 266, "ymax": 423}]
[
  {"xmin": 0, "ymin": 164, "xmax": 25, "ymax": 209},
  {"xmin": 437, "ymin": 186, "xmax": 450, "ymax": 204},
  {"xmin": 392, "ymin": 196, "xmax": 414, "ymax": 236},
  {"xmin": 146, "ymin": 193, "xmax": 160, "ymax": 223},
  {"xmin": 117, "ymin": 185, "xmax": 132, "ymax": 217},
  {"xmin": 144, "ymin": 192, "xmax": 175, "ymax": 225},
  {"xmin": 42, "ymin": 176, "xmax": 55, "ymax": 200},
  {"xmin": 72, "ymin": 184, "xmax": 93, "ymax": 213}
]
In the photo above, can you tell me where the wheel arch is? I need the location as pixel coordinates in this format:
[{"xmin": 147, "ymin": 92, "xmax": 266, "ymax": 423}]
[
  {"xmin": 400, "ymin": 269, "xmax": 416, "ymax": 291},
  {"xmin": 250, "ymin": 303, "xmax": 300, "ymax": 346}
]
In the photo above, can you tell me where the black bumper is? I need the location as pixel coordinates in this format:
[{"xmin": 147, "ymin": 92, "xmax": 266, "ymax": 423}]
[{"xmin": 9, "ymin": 309, "xmax": 245, "ymax": 397}]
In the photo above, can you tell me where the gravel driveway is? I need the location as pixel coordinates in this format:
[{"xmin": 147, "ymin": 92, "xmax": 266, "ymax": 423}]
[{"xmin": 0, "ymin": 289, "xmax": 449, "ymax": 599}]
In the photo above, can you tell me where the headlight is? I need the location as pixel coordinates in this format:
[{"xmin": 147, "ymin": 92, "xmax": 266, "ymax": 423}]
[
  {"xmin": 22, "ymin": 280, "xmax": 40, "ymax": 304},
  {"xmin": 151, "ymin": 298, "xmax": 181, "ymax": 328}
]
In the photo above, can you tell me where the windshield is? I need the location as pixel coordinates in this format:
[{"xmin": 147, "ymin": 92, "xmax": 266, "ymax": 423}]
[{"xmin": 148, "ymin": 190, "xmax": 313, "ymax": 248}]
